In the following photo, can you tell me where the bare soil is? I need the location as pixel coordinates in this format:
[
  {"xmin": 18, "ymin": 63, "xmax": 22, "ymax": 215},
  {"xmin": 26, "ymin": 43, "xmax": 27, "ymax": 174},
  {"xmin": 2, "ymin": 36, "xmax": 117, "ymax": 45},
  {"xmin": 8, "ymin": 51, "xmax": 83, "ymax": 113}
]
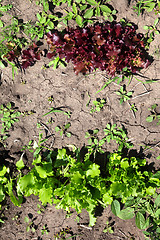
[{"xmin": 0, "ymin": 0, "xmax": 160, "ymax": 239}]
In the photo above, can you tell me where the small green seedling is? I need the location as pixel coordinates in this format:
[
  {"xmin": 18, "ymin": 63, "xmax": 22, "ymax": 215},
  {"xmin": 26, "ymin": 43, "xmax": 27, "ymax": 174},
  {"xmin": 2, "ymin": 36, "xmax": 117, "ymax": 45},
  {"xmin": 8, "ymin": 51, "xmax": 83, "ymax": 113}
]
[
  {"xmin": 53, "ymin": 227, "xmax": 72, "ymax": 240},
  {"xmin": 43, "ymin": 107, "xmax": 71, "ymax": 119},
  {"xmin": 146, "ymin": 104, "xmax": 160, "ymax": 125},
  {"xmin": 55, "ymin": 122, "xmax": 71, "ymax": 138},
  {"xmin": 133, "ymin": 0, "xmax": 158, "ymax": 16},
  {"xmin": 37, "ymin": 203, "xmax": 45, "ymax": 214},
  {"xmin": 0, "ymin": 102, "xmax": 21, "ymax": 141},
  {"xmin": 85, "ymin": 129, "xmax": 99, "ymax": 145},
  {"xmin": 130, "ymin": 103, "xmax": 138, "ymax": 113},
  {"xmin": 0, "ymin": 2, "xmax": 12, "ymax": 27},
  {"xmin": 104, "ymin": 123, "xmax": 133, "ymax": 151},
  {"xmin": 144, "ymin": 18, "xmax": 159, "ymax": 47},
  {"xmin": 116, "ymin": 86, "xmax": 133, "ymax": 104},
  {"xmin": 90, "ymin": 98, "xmax": 106, "ymax": 113},
  {"xmin": 103, "ymin": 220, "xmax": 114, "ymax": 233},
  {"xmin": 24, "ymin": 216, "xmax": 36, "ymax": 233},
  {"xmin": 85, "ymin": 128, "xmax": 107, "ymax": 156},
  {"xmin": 41, "ymin": 224, "xmax": 49, "ymax": 235}
]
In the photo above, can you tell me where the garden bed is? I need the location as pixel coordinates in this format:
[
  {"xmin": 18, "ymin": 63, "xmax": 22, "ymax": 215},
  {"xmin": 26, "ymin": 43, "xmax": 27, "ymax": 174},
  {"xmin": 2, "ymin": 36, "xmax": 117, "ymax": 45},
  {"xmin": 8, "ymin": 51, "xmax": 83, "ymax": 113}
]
[{"xmin": 0, "ymin": 0, "xmax": 160, "ymax": 239}]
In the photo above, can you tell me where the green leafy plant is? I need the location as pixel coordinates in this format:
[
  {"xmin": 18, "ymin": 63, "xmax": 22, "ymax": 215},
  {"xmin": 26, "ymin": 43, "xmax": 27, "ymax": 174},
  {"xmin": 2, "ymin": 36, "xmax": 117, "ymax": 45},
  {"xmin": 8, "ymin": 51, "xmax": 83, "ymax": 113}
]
[
  {"xmin": 85, "ymin": 129, "xmax": 105, "ymax": 156},
  {"xmin": 85, "ymin": 129, "xmax": 99, "ymax": 145},
  {"xmin": 35, "ymin": 11, "xmax": 56, "ymax": 39},
  {"xmin": 143, "ymin": 18, "xmax": 159, "ymax": 48},
  {"xmin": 111, "ymin": 193, "xmax": 160, "ymax": 240},
  {"xmin": 146, "ymin": 104, "xmax": 160, "ymax": 125},
  {"xmin": 0, "ymin": 165, "xmax": 10, "ymax": 210},
  {"xmin": 0, "ymin": 1, "xmax": 12, "ymax": 28},
  {"xmin": 104, "ymin": 123, "xmax": 133, "ymax": 151},
  {"xmin": 0, "ymin": 103, "xmax": 21, "ymax": 141},
  {"xmin": 133, "ymin": 0, "xmax": 159, "ymax": 16},
  {"xmin": 90, "ymin": 98, "xmax": 106, "ymax": 113},
  {"xmin": 16, "ymin": 124, "xmax": 160, "ymax": 228},
  {"xmin": 35, "ymin": 0, "xmax": 116, "ymax": 27},
  {"xmin": 116, "ymin": 85, "xmax": 133, "ymax": 104},
  {"xmin": 47, "ymin": 56, "xmax": 67, "ymax": 70},
  {"xmin": 55, "ymin": 122, "xmax": 71, "ymax": 138}
]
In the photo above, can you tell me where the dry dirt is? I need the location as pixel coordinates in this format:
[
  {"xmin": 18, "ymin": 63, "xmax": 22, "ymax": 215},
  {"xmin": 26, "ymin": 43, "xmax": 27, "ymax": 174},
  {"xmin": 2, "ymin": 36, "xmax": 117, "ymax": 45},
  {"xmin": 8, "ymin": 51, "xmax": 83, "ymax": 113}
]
[{"xmin": 0, "ymin": 0, "xmax": 160, "ymax": 239}]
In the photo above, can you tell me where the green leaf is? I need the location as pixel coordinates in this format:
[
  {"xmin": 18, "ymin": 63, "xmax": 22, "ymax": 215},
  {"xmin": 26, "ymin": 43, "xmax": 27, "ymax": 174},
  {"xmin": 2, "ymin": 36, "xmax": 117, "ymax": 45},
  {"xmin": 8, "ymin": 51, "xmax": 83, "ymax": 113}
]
[
  {"xmin": 24, "ymin": 216, "xmax": 29, "ymax": 223},
  {"xmin": 40, "ymin": 16, "xmax": 46, "ymax": 24},
  {"xmin": 155, "ymin": 209, "xmax": 160, "ymax": 218},
  {"xmin": 7, "ymin": 180, "xmax": 22, "ymax": 206},
  {"xmin": 76, "ymin": 15, "xmax": 83, "ymax": 26},
  {"xmin": 154, "ymin": 18, "xmax": 159, "ymax": 26},
  {"xmin": 72, "ymin": 2, "xmax": 77, "ymax": 14},
  {"xmin": 86, "ymin": 0, "xmax": 98, "ymax": 6},
  {"xmin": 156, "ymin": 228, "xmax": 160, "ymax": 233},
  {"xmin": 146, "ymin": 115, "xmax": 154, "ymax": 122},
  {"xmin": 0, "ymin": 186, "xmax": 5, "ymax": 202},
  {"xmin": 35, "ymin": 165, "xmax": 48, "ymax": 178},
  {"xmin": 39, "ymin": 187, "xmax": 52, "ymax": 205},
  {"xmin": 152, "ymin": 171, "xmax": 160, "ymax": 179},
  {"xmin": 47, "ymin": 21, "xmax": 54, "ymax": 29},
  {"xmin": 26, "ymin": 226, "xmax": 30, "ymax": 232},
  {"xmin": 0, "ymin": 165, "xmax": 9, "ymax": 176},
  {"xmin": 55, "ymin": 126, "xmax": 60, "ymax": 132},
  {"xmin": 32, "ymin": 154, "xmax": 42, "ymax": 165},
  {"xmin": 143, "ymin": 217, "xmax": 150, "ymax": 229},
  {"xmin": 86, "ymin": 163, "xmax": 100, "ymax": 178},
  {"xmin": 57, "ymin": 148, "xmax": 66, "ymax": 159},
  {"xmin": 66, "ymin": 132, "xmax": 71, "ymax": 138},
  {"xmin": 100, "ymin": 5, "xmax": 111, "ymax": 14},
  {"xmin": 84, "ymin": 8, "xmax": 93, "ymax": 18},
  {"xmin": 43, "ymin": 0, "xmax": 49, "ymax": 12},
  {"xmin": 145, "ymin": 2, "xmax": 155, "ymax": 12},
  {"xmin": 89, "ymin": 212, "xmax": 97, "ymax": 226},
  {"xmin": 0, "ymin": 60, "xmax": 5, "ymax": 68},
  {"xmin": 88, "ymin": 138, "xmax": 92, "ymax": 145},
  {"xmin": 0, "ymin": 19, "xmax": 3, "ymax": 27},
  {"xmin": 71, "ymin": 172, "xmax": 83, "ymax": 184},
  {"xmin": 111, "ymin": 200, "xmax": 120, "ymax": 216},
  {"xmin": 65, "ymin": 122, "xmax": 71, "ymax": 129},
  {"xmin": 154, "ymin": 194, "xmax": 160, "ymax": 208},
  {"xmin": 37, "ymin": 13, "xmax": 41, "ymax": 21},
  {"xmin": 135, "ymin": 212, "xmax": 146, "ymax": 229},
  {"xmin": 118, "ymin": 207, "xmax": 135, "ymax": 220},
  {"xmin": 145, "ymin": 186, "xmax": 156, "ymax": 195},
  {"xmin": 120, "ymin": 160, "xmax": 129, "ymax": 169},
  {"xmin": 0, "ymin": 219, "xmax": 4, "ymax": 223},
  {"xmin": 103, "ymin": 193, "xmax": 113, "ymax": 205},
  {"xmin": 18, "ymin": 173, "xmax": 35, "ymax": 193},
  {"xmin": 16, "ymin": 154, "xmax": 25, "ymax": 170},
  {"xmin": 143, "ymin": 25, "xmax": 149, "ymax": 30}
]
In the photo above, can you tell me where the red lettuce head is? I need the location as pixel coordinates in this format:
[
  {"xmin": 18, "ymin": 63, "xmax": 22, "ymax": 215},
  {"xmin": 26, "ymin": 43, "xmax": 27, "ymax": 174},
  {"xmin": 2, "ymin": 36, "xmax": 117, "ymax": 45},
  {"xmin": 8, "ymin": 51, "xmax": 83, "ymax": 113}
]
[
  {"xmin": 45, "ymin": 22, "xmax": 152, "ymax": 75},
  {"xmin": 21, "ymin": 43, "xmax": 41, "ymax": 69}
]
